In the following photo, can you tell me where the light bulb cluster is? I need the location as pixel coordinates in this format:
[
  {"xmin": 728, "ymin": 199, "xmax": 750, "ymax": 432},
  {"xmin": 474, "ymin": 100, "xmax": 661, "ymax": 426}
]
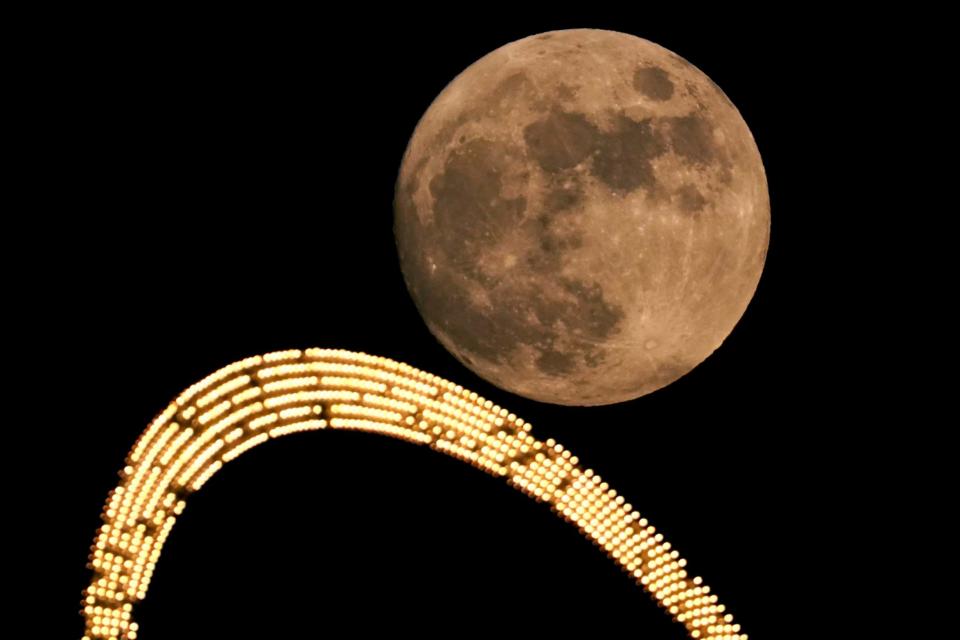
[{"xmin": 81, "ymin": 348, "xmax": 746, "ymax": 640}]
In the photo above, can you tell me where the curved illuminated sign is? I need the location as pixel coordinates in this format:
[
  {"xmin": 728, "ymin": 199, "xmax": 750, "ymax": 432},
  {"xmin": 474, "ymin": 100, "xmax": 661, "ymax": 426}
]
[{"xmin": 81, "ymin": 348, "xmax": 745, "ymax": 640}]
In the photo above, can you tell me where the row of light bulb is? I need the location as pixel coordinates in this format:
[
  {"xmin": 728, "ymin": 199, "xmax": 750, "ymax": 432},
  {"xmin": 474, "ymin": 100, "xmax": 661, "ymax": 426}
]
[{"xmin": 83, "ymin": 348, "xmax": 744, "ymax": 640}]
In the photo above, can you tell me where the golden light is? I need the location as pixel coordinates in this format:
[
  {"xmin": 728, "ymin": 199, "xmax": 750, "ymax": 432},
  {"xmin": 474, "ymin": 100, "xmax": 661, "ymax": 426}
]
[{"xmin": 80, "ymin": 348, "xmax": 746, "ymax": 640}]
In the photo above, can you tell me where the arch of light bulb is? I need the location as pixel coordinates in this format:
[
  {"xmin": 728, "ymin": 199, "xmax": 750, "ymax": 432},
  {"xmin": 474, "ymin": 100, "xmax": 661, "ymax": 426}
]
[{"xmin": 81, "ymin": 348, "xmax": 746, "ymax": 640}]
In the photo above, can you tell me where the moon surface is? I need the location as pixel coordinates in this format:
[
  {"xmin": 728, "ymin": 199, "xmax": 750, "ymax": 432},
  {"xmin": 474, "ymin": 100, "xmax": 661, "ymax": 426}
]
[{"xmin": 394, "ymin": 29, "xmax": 769, "ymax": 406}]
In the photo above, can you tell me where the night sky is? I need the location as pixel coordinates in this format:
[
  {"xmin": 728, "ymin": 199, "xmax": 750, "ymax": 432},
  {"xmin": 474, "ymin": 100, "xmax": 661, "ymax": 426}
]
[{"xmin": 40, "ymin": 8, "xmax": 865, "ymax": 639}]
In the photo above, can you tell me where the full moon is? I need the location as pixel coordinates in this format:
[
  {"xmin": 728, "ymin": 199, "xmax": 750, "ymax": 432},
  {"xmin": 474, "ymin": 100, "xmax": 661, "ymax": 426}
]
[{"xmin": 394, "ymin": 29, "xmax": 770, "ymax": 406}]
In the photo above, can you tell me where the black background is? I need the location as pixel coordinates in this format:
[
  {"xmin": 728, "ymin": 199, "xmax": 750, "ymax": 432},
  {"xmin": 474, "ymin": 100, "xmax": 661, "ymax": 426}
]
[{"xmin": 39, "ymin": 7, "xmax": 869, "ymax": 639}]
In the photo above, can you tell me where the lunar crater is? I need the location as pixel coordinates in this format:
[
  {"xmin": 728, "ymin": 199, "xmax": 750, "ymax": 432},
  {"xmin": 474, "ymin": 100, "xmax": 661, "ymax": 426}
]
[{"xmin": 633, "ymin": 65, "xmax": 675, "ymax": 101}]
